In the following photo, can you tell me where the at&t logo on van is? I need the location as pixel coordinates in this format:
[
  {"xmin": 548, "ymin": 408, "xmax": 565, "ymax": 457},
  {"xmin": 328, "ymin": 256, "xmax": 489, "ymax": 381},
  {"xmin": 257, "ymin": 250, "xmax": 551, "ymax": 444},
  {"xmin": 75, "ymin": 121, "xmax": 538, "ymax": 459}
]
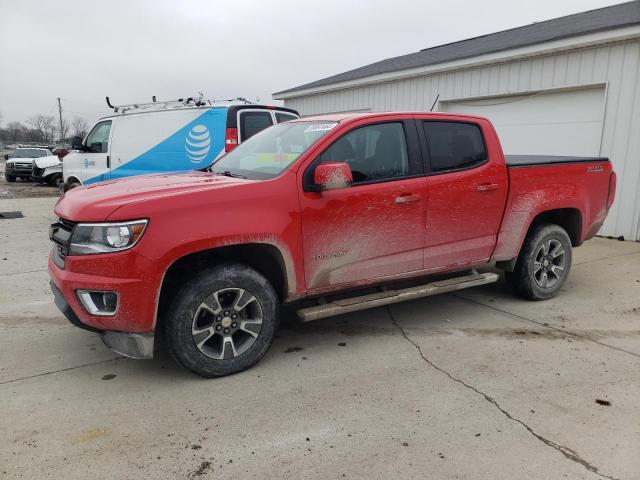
[{"xmin": 185, "ymin": 124, "xmax": 211, "ymax": 163}]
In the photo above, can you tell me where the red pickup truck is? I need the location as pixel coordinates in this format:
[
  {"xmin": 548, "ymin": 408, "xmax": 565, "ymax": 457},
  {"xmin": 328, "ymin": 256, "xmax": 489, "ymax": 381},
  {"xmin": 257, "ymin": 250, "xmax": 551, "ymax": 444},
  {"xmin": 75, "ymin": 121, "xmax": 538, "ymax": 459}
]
[{"xmin": 49, "ymin": 112, "xmax": 616, "ymax": 377}]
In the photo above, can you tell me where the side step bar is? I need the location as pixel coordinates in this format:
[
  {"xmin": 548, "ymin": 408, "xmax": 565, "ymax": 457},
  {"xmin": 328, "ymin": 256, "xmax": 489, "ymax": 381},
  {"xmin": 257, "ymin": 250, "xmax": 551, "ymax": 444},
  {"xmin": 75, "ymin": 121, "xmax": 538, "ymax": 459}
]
[{"xmin": 296, "ymin": 272, "xmax": 499, "ymax": 322}]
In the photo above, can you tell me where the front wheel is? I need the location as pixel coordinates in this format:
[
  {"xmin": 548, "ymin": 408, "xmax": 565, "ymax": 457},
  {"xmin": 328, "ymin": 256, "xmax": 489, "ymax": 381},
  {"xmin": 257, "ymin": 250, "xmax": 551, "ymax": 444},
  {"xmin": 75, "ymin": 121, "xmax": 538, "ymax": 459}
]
[
  {"xmin": 49, "ymin": 173, "xmax": 63, "ymax": 188},
  {"xmin": 5, "ymin": 174, "xmax": 15, "ymax": 182},
  {"xmin": 508, "ymin": 223, "xmax": 572, "ymax": 301},
  {"xmin": 165, "ymin": 262, "xmax": 279, "ymax": 377}
]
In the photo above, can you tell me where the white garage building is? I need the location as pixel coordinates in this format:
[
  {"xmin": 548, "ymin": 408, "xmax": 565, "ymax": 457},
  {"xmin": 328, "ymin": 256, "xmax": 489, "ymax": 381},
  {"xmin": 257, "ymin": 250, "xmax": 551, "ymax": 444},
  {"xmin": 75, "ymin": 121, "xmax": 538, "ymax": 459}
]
[{"xmin": 274, "ymin": 2, "xmax": 640, "ymax": 240}]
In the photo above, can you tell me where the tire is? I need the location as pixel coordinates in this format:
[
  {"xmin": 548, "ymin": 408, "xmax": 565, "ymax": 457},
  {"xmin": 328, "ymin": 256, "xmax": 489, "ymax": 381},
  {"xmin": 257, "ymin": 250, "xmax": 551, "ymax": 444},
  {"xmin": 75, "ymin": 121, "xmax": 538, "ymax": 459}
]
[
  {"xmin": 66, "ymin": 180, "xmax": 80, "ymax": 190},
  {"xmin": 165, "ymin": 262, "xmax": 279, "ymax": 377},
  {"xmin": 49, "ymin": 173, "xmax": 63, "ymax": 188},
  {"xmin": 508, "ymin": 223, "xmax": 572, "ymax": 301},
  {"xmin": 5, "ymin": 174, "xmax": 15, "ymax": 182}
]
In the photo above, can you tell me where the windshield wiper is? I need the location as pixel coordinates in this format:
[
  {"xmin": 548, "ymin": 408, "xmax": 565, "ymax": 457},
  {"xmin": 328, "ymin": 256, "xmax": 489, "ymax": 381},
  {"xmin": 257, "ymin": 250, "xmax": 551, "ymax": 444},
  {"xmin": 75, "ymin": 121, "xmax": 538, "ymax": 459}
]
[{"xmin": 214, "ymin": 170, "xmax": 247, "ymax": 179}]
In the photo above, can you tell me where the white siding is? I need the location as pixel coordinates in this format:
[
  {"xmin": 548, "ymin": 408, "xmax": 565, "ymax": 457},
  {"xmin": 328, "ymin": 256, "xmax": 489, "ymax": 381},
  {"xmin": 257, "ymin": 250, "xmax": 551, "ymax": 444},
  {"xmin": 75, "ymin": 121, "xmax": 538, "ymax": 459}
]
[{"xmin": 283, "ymin": 40, "xmax": 640, "ymax": 240}]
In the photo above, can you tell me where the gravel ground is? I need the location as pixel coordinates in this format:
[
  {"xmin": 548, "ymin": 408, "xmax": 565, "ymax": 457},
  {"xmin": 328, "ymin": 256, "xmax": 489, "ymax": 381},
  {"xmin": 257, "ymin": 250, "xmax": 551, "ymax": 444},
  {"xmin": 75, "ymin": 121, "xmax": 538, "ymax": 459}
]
[{"xmin": 0, "ymin": 160, "xmax": 60, "ymax": 199}]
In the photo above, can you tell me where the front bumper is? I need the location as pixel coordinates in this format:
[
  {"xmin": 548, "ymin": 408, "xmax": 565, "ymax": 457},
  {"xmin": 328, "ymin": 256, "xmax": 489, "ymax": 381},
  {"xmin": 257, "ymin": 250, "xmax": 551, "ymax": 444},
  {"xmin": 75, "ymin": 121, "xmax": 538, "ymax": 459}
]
[
  {"xmin": 48, "ymin": 248, "xmax": 162, "ymax": 358},
  {"xmin": 32, "ymin": 167, "xmax": 47, "ymax": 184},
  {"xmin": 50, "ymin": 280, "xmax": 155, "ymax": 359},
  {"xmin": 6, "ymin": 165, "xmax": 33, "ymax": 177}
]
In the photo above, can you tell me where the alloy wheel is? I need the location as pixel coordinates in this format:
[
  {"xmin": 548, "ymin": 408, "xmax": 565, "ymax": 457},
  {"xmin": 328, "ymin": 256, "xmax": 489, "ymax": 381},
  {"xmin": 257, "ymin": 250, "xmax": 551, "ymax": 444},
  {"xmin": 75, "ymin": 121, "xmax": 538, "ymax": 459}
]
[
  {"xmin": 191, "ymin": 288, "xmax": 263, "ymax": 359},
  {"xmin": 533, "ymin": 239, "xmax": 566, "ymax": 288}
]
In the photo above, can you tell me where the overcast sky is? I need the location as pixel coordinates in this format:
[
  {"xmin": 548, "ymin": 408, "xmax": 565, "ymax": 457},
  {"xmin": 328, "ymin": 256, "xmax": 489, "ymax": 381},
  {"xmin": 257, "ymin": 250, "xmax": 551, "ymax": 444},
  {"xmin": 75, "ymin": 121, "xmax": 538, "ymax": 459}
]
[{"xmin": 0, "ymin": 0, "xmax": 626, "ymax": 125}]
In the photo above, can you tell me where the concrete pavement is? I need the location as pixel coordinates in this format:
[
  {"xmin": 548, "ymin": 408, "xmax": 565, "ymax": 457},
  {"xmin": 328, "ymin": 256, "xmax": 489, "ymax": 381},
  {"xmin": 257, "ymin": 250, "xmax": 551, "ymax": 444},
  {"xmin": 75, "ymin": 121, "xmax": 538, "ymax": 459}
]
[{"xmin": 1, "ymin": 195, "xmax": 639, "ymax": 479}]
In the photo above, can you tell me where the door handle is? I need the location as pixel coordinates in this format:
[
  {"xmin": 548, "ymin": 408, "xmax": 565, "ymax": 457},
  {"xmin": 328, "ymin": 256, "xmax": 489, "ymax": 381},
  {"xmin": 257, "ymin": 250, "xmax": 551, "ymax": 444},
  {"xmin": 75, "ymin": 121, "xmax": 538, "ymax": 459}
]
[
  {"xmin": 394, "ymin": 193, "xmax": 422, "ymax": 204},
  {"xmin": 476, "ymin": 183, "xmax": 499, "ymax": 192},
  {"xmin": 106, "ymin": 155, "xmax": 111, "ymax": 168}
]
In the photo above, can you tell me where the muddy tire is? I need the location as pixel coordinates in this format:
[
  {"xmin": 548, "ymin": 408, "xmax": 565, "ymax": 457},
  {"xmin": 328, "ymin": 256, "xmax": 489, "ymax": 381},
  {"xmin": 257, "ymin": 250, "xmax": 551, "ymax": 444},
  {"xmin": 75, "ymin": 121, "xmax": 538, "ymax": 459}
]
[
  {"xmin": 508, "ymin": 223, "xmax": 572, "ymax": 301},
  {"xmin": 5, "ymin": 174, "xmax": 16, "ymax": 182},
  {"xmin": 165, "ymin": 262, "xmax": 279, "ymax": 377}
]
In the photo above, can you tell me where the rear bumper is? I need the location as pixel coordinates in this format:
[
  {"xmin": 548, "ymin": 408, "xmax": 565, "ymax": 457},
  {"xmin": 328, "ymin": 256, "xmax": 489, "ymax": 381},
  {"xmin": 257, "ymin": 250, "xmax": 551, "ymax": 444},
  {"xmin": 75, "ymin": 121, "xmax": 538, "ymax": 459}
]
[{"xmin": 50, "ymin": 279, "xmax": 155, "ymax": 359}]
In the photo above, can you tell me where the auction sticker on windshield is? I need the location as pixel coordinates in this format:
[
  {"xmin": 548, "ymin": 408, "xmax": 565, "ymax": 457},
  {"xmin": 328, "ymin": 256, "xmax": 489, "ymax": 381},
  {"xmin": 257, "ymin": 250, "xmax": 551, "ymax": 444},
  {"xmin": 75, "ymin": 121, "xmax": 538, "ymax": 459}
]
[{"xmin": 304, "ymin": 123, "xmax": 337, "ymax": 133}]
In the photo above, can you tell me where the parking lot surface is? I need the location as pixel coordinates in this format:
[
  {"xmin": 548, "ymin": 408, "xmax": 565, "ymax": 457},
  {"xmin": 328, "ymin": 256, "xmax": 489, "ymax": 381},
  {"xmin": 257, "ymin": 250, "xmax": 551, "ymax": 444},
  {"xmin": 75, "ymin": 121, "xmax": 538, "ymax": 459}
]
[
  {"xmin": 1, "ymin": 193, "xmax": 639, "ymax": 479},
  {"xmin": 0, "ymin": 161, "xmax": 59, "ymax": 199}
]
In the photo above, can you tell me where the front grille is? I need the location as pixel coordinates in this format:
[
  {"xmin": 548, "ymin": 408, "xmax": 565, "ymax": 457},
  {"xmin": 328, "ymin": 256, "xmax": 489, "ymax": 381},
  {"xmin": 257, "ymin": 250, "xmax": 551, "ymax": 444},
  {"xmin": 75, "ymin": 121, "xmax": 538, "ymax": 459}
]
[{"xmin": 51, "ymin": 218, "xmax": 76, "ymax": 268}]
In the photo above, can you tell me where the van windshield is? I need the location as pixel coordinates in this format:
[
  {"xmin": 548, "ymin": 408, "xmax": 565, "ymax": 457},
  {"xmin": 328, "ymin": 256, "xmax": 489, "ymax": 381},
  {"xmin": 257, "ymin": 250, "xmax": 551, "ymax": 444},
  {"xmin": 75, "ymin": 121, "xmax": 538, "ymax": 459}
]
[{"xmin": 209, "ymin": 121, "xmax": 338, "ymax": 180}]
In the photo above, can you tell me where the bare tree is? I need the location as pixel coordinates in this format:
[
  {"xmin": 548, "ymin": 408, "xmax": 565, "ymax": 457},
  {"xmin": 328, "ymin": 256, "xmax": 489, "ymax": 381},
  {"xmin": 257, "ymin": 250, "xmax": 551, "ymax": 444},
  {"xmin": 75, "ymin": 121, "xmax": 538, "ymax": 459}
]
[
  {"xmin": 27, "ymin": 115, "xmax": 56, "ymax": 143},
  {"xmin": 6, "ymin": 121, "xmax": 25, "ymax": 142},
  {"xmin": 71, "ymin": 116, "xmax": 89, "ymax": 139}
]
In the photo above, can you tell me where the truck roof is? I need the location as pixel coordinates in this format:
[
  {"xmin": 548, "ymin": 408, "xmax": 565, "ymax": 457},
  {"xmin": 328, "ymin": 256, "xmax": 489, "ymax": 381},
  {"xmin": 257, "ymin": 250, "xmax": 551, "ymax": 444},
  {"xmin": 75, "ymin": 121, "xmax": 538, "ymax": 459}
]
[{"xmin": 298, "ymin": 111, "xmax": 488, "ymax": 123}]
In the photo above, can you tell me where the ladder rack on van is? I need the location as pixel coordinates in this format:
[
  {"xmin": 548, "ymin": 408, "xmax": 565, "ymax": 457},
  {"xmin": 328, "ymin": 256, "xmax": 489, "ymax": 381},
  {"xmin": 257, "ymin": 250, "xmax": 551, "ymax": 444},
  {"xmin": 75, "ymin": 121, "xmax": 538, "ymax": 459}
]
[{"xmin": 105, "ymin": 95, "xmax": 254, "ymax": 114}]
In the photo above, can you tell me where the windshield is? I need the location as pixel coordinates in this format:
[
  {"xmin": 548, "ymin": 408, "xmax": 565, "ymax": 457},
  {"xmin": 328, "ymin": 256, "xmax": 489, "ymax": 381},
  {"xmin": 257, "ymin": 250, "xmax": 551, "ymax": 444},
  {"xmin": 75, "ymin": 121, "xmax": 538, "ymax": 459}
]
[
  {"xmin": 209, "ymin": 121, "xmax": 338, "ymax": 180},
  {"xmin": 13, "ymin": 149, "xmax": 48, "ymax": 158}
]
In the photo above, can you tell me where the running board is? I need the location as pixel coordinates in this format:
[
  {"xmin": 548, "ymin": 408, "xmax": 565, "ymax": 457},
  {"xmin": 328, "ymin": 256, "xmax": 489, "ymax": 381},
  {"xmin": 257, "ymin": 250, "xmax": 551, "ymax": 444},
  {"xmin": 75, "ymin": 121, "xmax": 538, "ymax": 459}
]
[{"xmin": 296, "ymin": 272, "xmax": 499, "ymax": 322}]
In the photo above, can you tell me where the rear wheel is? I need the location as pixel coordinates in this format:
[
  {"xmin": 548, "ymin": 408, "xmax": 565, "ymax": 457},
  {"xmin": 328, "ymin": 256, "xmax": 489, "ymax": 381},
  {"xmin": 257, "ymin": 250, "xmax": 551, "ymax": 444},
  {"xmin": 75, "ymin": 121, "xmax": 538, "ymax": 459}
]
[
  {"xmin": 165, "ymin": 262, "xmax": 279, "ymax": 377},
  {"xmin": 508, "ymin": 223, "xmax": 572, "ymax": 300}
]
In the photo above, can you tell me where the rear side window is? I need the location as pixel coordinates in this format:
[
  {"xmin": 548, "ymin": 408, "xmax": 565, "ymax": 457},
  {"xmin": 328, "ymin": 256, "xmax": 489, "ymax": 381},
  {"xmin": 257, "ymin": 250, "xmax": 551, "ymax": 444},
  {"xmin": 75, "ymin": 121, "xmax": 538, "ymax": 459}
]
[
  {"xmin": 422, "ymin": 121, "xmax": 487, "ymax": 172},
  {"xmin": 275, "ymin": 112, "xmax": 298, "ymax": 123},
  {"xmin": 240, "ymin": 111, "xmax": 273, "ymax": 141}
]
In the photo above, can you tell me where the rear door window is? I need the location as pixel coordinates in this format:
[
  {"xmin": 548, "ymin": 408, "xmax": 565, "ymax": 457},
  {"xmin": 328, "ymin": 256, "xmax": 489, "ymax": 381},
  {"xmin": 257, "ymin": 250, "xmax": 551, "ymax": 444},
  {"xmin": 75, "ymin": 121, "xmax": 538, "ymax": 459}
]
[
  {"xmin": 422, "ymin": 121, "xmax": 487, "ymax": 172},
  {"xmin": 275, "ymin": 112, "xmax": 298, "ymax": 123},
  {"xmin": 239, "ymin": 111, "xmax": 273, "ymax": 141}
]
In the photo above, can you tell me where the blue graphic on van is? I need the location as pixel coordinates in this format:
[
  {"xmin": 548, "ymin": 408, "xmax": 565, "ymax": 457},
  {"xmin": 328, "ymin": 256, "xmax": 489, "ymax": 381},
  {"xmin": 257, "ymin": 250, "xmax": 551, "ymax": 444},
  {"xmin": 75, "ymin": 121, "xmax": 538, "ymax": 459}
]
[{"xmin": 84, "ymin": 107, "xmax": 227, "ymax": 184}]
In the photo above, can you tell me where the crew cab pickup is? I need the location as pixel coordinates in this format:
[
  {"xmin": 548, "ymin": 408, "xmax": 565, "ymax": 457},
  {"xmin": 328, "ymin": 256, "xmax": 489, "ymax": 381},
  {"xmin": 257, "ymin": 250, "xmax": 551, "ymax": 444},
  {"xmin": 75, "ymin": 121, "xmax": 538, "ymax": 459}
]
[{"xmin": 48, "ymin": 112, "xmax": 616, "ymax": 377}]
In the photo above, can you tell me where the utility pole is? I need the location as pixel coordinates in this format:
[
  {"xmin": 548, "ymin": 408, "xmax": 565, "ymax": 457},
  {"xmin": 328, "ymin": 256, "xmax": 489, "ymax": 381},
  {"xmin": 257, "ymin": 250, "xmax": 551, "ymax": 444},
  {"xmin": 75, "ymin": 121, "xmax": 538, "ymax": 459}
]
[{"xmin": 57, "ymin": 97, "xmax": 63, "ymax": 142}]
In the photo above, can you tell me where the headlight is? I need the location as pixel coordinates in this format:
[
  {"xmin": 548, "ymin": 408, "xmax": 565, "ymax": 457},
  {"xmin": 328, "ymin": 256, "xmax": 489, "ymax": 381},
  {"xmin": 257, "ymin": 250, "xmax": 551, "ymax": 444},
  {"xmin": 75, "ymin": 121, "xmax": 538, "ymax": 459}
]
[
  {"xmin": 7, "ymin": 161, "xmax": 13, "ymax": 167},
  {"xmin": 69, "ymin": 220, "xmax": 148, "ymax": 255}
]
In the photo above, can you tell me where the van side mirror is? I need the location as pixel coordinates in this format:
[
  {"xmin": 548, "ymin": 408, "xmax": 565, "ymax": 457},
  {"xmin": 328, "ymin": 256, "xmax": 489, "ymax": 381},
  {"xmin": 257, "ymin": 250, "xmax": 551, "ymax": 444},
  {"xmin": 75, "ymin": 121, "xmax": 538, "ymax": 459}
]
[
  {"xmin": 71, "ymin": 136, "xmax": 83, "ymax": 150},
  {"xmin": 313, "ymin": 162, "xmax": 353, "ymax": 191},
  {"xmin": 3, "ymin": 154, "xmax": 8, "ymax": 161},
  {"xmin": 90, "ymin": 142, "xmax": 102, "ymax": 153}
]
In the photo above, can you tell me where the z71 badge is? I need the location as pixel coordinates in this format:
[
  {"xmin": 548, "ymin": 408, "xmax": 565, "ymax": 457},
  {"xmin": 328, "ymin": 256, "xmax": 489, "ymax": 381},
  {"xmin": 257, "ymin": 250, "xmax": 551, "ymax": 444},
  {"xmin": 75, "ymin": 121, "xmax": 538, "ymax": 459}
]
[{"xmin": 313, "ymin": 251, "xmax": 347, "ymax": 260}]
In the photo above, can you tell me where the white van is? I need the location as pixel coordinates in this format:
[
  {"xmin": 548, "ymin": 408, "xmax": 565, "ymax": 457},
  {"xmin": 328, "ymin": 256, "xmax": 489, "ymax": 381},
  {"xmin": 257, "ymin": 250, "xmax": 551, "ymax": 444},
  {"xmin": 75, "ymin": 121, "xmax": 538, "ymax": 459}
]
[{"xmin": 63, "ymin": 101, "xmax": 299, "ymax": 189}]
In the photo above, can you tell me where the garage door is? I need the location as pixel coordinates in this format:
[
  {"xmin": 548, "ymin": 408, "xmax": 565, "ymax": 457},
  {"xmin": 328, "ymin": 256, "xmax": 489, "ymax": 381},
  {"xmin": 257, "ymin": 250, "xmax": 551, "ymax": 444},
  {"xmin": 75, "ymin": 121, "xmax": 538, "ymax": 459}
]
[{"xmin": 444, "ymin": 87, "xmax": 606, "ymax": 156}]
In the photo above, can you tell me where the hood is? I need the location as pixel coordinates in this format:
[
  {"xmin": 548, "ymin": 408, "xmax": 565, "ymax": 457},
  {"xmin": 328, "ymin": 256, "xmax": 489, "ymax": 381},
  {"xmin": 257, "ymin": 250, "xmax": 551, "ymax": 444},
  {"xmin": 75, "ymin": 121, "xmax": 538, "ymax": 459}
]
[
  {"xmin": 54, "ymin": 171, "xmax": 254, "ymax": 221},
  {"xmin": 10, "ymin": 157, "xmax": 37, "ymax": 165},
  {"xmin": 33, "ymin": 155, "xmax": 61, "ymax": 168}
]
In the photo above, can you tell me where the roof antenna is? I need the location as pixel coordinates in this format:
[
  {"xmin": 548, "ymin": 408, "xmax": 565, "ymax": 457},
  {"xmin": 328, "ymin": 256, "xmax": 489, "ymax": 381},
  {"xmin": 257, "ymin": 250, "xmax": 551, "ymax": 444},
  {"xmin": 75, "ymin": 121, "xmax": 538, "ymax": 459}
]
[{"xmin": 429, "ymin": 93, "xmax": 440, "ymax": 112}]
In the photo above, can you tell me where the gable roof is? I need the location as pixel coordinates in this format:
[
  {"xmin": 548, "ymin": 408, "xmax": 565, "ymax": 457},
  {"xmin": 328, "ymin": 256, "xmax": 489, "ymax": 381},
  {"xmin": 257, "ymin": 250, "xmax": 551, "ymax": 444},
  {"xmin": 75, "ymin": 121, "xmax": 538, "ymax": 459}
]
[{"xmin": 274, "ymin": 1, "xmax": 640, "ymax": 97}]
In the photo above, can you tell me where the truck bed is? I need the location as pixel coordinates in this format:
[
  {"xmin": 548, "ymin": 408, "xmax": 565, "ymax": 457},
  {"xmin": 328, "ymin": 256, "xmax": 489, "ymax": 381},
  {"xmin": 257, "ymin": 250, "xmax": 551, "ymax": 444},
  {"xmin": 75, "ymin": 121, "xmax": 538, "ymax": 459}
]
[
  {"xmin": 494, "ymin": 156, "xmax": 613, "ymax": 262},
  {"xmin": 505, "ymin": 155, "xmax": 609, "ymax": 167}
]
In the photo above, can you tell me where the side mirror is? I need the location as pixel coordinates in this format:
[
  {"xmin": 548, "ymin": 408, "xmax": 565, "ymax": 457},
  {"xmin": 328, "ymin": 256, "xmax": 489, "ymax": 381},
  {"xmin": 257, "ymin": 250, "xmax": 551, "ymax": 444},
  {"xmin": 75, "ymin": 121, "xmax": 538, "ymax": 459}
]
[
  {"xmin": 313, "ymin": 162, "xmax": 353, "ymax": 191},
  {"xmin": 71, "ymin": 136, "xmax": 83, "ymax": 150},
  {"xmin": 3, "ymin": 154, "xmax": 8, "ymax": 161},
  {"xmin": 90, "ymin": 142, "xmax": 102, "ymax": 153}
]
